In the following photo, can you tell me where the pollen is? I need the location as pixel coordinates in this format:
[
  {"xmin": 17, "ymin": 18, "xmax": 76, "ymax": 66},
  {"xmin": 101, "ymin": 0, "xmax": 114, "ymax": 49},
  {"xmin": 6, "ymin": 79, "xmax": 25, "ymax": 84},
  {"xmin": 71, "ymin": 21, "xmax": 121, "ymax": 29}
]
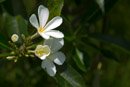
[{"xmin": 38, "ymin": 26, "xmax": 45, "ymax": 33}]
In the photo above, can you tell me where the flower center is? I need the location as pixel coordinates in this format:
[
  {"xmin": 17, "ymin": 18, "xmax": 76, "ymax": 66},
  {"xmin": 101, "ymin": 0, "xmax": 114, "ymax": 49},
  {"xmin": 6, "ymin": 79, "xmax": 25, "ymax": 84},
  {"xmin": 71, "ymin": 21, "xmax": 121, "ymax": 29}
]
[
  {"xmin": 35, "ymin": 45, "xmax": 51, "ymax": 58},
  {"xmin": 38, "ymin": 26, "xmax": 45, "ymax": 33}
]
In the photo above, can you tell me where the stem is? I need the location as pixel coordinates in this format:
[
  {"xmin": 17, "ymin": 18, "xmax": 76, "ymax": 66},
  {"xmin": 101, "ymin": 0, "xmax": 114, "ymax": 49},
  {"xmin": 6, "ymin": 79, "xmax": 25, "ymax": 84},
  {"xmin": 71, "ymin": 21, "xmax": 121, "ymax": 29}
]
[
  {"xmin": 28, "ymin": 50, "xmax": 35, "ymax": 53},
  {"xmin": 30, "ymin": 32, "xmax": 39, "ymax": 40},
  {"xmin": 26, "ymin": 44, "xmax": 37, "ymax": 49}
]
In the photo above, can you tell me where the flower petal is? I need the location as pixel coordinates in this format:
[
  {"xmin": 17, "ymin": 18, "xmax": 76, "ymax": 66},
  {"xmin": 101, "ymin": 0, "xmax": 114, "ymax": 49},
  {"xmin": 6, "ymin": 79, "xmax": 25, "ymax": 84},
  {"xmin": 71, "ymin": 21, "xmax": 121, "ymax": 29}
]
[
  {"xmin": 45, "ymin": 30, "xmax": 64, "ymax": 38},
  {"xmin": 41, "ymin": 60, "xmax": 56, "ymax": 76},
  {"xmin": 38, "ymin": 5, "xmax": 49, "ymax": 27},
  {"xmin": 39, "ymin": 33, "xmax": 50, "ymax": 39},
  {"xmin": 44, "ymin": 38, "xmax": 64, "ymax": 53},
  {"xmin": 51, "ymin": 52, "xmax": 66, "ymax": 65},
  {"xmin": 44, "ymin": 16, "xmax": 63, "ymax": 31},
  {"xmin": 29, "ymin": 14, "xmax": 39, "ymax": 29},
  {"xmin": 40, "ymin": 55, "xmax": 47, "ymax": 60},
  {"xmin": 41, "ymin": 59, "xmax": 47, "ymax": 69}
]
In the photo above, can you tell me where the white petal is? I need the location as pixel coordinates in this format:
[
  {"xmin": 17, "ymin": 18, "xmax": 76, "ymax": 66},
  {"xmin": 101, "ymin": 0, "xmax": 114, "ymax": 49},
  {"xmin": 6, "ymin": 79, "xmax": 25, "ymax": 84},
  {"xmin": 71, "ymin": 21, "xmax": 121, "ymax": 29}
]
[
  {"xmin": 38, "ymin": 5, "xmax": 49, "ymax": 27},
  {"xmin": 44, "ymin": 16, "xmax": 63, "ymax": 31},
  {"xmin": 44, "ymin": 38, "xmax": 64, "ymax": 53},
  {"xmin": 41, "ymin": 59, "xmax": 47, "ymax": 69},
  {"xmin": 29, "ymin": 14, "xmax": 39, "ymax": 29},
  {"xmin": 40, "ymin": 55, "xmax": 47, "ymax": 60},
  {"xmin": 53, "ymin": 52, "xmax": 66, "ymax": 65},
  {"xmin": 45, "ymin": 30, "xmax": 64, "ymax": 38},
  {"xmin": 41, "ymin": 60, "xmax": 56, "ymax": 76},
  {"xmin": 39, "ymin": 33, "xmax": 50, "ymax": 39}
]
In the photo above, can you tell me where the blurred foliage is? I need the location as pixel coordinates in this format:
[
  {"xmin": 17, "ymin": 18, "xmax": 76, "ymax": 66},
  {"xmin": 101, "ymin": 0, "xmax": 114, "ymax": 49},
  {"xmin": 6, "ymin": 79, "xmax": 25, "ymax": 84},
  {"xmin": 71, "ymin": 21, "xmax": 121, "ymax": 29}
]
[{"xmin": 0, "ymin": 0, "xmax": 130, "ymax": 87}]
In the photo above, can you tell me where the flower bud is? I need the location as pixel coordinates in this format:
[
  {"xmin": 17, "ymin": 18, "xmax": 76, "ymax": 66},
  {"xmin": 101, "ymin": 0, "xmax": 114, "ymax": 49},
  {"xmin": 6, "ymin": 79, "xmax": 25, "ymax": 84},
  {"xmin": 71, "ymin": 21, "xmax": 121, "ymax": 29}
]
[
  {"xmin": 11, "ymin": 34, "xmax": 19, "ymax": 42},
  {"xmin": 6, "ymin": 56, "xmax": 15, "ymax": 60}
]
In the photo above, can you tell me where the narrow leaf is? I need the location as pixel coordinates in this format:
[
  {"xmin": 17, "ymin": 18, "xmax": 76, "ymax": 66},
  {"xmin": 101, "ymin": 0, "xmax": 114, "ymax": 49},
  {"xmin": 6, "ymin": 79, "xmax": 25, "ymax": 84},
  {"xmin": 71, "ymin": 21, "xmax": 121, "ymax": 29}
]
[
  {"xmin": 90, "ymin": 33, "xmax": 130, "ymax": 52},
  {"xmin": 74, "ymin": 48, "xmax": 86, "ymax": 72},
  {"xmin": 60, "ymin": 65, "xmax": 86, "ymax": 87}
]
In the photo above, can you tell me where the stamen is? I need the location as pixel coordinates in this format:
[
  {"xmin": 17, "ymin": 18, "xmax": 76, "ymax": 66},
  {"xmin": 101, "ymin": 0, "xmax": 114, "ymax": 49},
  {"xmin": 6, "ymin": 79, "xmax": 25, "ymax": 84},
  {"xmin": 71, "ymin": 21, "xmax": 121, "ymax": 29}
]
[{"xmin": 38, "ymin": 26, "xmax": 45, "ymax": 33}]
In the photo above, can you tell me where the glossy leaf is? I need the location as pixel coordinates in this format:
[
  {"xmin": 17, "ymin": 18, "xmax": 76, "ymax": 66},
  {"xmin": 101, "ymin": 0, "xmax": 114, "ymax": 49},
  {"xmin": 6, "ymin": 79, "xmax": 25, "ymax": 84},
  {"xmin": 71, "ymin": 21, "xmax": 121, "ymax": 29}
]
[{"xmin": 60, "ymin": 65, "xmax": 86, "ymax": 87}]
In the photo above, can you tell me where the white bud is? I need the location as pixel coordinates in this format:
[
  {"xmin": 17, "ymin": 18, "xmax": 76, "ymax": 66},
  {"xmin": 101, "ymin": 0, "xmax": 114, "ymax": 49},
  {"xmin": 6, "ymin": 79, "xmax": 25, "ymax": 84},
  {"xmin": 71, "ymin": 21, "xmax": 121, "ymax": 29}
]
[
  {"xmin": 11, "ymin": 34, "xmax": 19, "ymax": 42},
  {"xmin": 6, "ymin": 56, "xmax": 15, "ymax": 60},
  {"xmin": 97, "ymin": 62, "xmax": 102, "ymax": 70}
]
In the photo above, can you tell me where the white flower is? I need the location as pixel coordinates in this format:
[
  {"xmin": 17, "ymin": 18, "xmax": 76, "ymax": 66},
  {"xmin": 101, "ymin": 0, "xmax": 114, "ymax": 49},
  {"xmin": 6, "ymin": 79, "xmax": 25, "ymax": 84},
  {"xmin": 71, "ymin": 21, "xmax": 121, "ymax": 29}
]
[
  {"xmin": 35, "ymin": 38, "xmax": 65, "ymax": 76},
  {"xmin": 11, "ymin": 34, "xmax": 19, "ymax": 42},
  {"xmin": 29, "ymin": 5, "xmax": 64, "ymax": 39}
]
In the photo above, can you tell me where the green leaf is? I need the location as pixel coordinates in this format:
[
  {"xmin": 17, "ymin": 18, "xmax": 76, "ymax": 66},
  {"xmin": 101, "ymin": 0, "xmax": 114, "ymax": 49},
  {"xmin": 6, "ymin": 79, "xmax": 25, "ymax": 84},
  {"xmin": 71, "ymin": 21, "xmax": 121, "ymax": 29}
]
[
  {"xmin": 83, "ymin": 0, "xmax": 118, "ymax": 23},
  {"xmin": 3, "ymin": 0, "xmax": 27, "ymax": 17},
  {"xmin": 82, "ymin": 38, "xmax": 118, "ymax": 61},
  {"xmin": 74, "ymin": 48, "xmax": 86, "ymax": 72},
  {"xmin": 4, "ymin": 13, "xmax": 28, "ymax": 44},
  {"xmin": 0, "ymin": 35, "xmax": 10, "ymax": 50},
  {"xmin": 60, "ymin": 65, "xmax": 86, "ymax": 87},
  {"xmin": 90, "ymin": 33, "xmax": 130, "ymax": 52},
  {"xmin": 96, "ymin": 0, "xmax": 105, "ymax": 13},
  {"xmin": 56, "ymin": 74, "xmax": 72, "ymax": 87},
  {"xmin": 100, "ymin": 48, "xmax": 119, "ymax": 61},
  {"xmin": 0, "ymin": 0, "xmax": 5, "ymax": 3},
  {"xmin": 22, "ymin": 0, "xmax": 37, "ymax": 16},
  {"xmin": 0, "ymin": 53, "xmax": 11, "ymax": 58},
  {"xmin": 42, "ymin": 0, "xmax": 64, "ymax": 19}
]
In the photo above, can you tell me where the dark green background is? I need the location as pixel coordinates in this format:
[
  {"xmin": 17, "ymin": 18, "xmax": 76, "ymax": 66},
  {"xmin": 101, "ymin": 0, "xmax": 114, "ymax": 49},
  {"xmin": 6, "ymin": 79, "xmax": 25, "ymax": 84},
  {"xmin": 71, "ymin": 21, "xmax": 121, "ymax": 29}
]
[{"xmin": 0, "ymin": 0, "xmax": 130, "ymax": 87}]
